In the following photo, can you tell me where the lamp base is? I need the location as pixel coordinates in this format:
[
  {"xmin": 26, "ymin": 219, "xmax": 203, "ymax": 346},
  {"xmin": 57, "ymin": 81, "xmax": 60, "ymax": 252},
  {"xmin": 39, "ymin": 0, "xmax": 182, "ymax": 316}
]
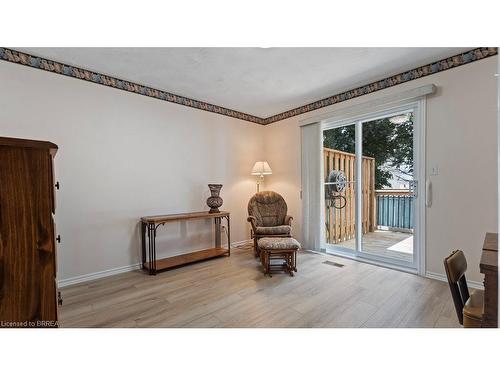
[{"xmin": 256, "ymin": 175, "xmax": 264, "ymax": 192}]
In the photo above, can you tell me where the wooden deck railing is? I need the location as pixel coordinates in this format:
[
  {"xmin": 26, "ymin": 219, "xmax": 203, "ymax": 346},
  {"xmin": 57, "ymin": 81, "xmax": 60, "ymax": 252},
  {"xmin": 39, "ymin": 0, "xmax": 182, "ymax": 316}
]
[{"xmin": 324, "ymin": 148, "xmax": 376, "ymax": 244}]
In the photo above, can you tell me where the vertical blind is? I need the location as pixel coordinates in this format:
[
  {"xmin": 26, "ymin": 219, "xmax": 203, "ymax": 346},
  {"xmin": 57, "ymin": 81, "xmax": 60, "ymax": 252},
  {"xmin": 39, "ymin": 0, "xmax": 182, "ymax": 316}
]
[{"xmin": 300, "ymin": 122, "xmax": 323, "ymax": 251}]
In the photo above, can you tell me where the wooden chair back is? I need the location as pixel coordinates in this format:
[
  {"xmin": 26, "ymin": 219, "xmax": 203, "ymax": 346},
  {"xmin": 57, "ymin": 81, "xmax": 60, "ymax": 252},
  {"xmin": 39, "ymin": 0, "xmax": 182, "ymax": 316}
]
[{"xmin": 443, "ymin": 250, "xmax": 470, "ymax": 325}]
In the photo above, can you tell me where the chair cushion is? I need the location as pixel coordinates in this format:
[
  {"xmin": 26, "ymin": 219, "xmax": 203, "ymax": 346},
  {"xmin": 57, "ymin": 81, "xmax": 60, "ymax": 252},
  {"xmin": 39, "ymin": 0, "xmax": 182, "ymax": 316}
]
[
  {"xmin": 255, "ymin": 225, "xmax": 291, "ymax": 235},
  {"xmin": 463, "ymin": 289, "xmax": 484, "ymax": 320},
  {"xmin": 258, "ymin": 237, "xmax": 301, "ymax": 250}
]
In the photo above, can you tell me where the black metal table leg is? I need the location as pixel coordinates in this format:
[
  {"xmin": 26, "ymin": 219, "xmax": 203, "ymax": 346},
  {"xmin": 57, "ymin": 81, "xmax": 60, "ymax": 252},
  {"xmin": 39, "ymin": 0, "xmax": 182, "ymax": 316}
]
[
  {"xmin": 214, "ymin": 216, "xmax": 221, "ymax": 248},
  {"xmin": 141, "ymin": 222, "xmax": 146, "ymax": 268},
  {"xmin": 147, "ymin": 223, "xmax": 158, "ymax": 275},
  {"xmin": 226, "ymin": 215, "xmax": 231, "ymax": 256},
  {"xmin": 147, "ymin": 224, "xmax": 152, "ymax": 275}
]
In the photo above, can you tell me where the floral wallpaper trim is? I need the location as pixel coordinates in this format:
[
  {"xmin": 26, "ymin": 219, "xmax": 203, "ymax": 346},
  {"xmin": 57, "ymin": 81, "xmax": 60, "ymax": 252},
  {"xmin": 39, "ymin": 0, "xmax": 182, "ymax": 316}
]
[
  {"xmin": 0, "ymin": 47, "xmax": 497, "ymax": 125},
  {"xmin": 0, "ymin": 47, "xmax": 265, "ymax": 125},
  {"xmin": 262, "ymin": 47, "xmax": 498, "ymax": 125}
]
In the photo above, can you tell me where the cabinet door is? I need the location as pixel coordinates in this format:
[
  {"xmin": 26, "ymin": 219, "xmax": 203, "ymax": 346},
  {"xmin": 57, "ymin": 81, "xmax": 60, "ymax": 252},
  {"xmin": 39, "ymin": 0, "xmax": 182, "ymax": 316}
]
[
  {"xmin": 49, "ymin": 154, "xmax": 56, "ymax": 214},
  {"xmin": 0, "ymin": 146, "xmax": 57, "ymax": 324},
  {"xmin": 37, "ymin": 152, "xmax": 57, "ymax": 323}
]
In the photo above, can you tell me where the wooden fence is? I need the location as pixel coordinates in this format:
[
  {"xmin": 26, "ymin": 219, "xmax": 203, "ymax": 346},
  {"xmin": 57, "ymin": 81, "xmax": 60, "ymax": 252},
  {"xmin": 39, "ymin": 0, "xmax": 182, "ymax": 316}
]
[{"xmin": 324, "ymin": 148, "xmax": 376, "ymax": 244}]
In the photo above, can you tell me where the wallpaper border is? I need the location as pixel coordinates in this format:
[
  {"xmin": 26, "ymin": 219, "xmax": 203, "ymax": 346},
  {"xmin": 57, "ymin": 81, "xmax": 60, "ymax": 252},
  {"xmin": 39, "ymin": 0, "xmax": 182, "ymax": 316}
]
[
  {"xmin": 0, "ymin": 47, "xmax": 265, "ymax": 125},
  {"xmin": 0, "ymin": 47, "xmax": 497, "ymax": 125},
  {"xmin": 262, "ymin": 47, "xmax": 498, "ymax": 124}
]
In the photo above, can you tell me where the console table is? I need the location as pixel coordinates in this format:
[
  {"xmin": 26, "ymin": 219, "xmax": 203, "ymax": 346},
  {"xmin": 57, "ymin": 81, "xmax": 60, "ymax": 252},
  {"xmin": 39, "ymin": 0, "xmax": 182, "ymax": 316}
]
[{"xmin": 140, "ymin": 211, "xmax": 230, "ymax": 275}]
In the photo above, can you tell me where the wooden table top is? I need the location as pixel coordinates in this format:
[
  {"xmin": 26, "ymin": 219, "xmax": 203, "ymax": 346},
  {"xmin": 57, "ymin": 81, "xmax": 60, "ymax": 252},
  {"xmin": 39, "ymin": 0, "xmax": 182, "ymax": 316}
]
[
  {"xmin": 482, "ymin": 232, "xmax": 498, "ymax": 251},
  {"xmin": 480, "ymin": 232, "xmax": 498, "ymax": 273},
  {"xmin": 141, "ymin": 211, "xmax": 230, "ymax": 224},
  {"xmin": 0, "ymin": 136, "xmax": 58, "ymax": 150}
]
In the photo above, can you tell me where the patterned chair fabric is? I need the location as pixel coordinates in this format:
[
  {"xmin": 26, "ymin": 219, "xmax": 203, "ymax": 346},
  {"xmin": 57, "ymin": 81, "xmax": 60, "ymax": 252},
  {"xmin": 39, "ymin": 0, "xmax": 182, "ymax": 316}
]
[
  {"xmin": 248, "ymin": 191, "xmax": 293, "ymax": 256},
  {"xmin": 247, "ymin": 191, "xmax": 290, "ymax": 228},
  {"xmin": 257, "ymin": 237, "xmax": 301, "ymax": 250},
  {"xmin": 255, "ymin": 225, "xmax": 291, "ymax": 235}
]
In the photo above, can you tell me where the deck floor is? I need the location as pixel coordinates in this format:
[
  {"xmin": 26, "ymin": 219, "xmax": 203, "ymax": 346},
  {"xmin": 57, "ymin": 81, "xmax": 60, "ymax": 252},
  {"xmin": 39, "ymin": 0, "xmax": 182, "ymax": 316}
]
[
  {"xmin": 59, "ymin": 242, "xmax": 458, "ymax": 328},
  {"xmin": 330, "ymin": 230, "xmax": 413, "ymax": 262}
]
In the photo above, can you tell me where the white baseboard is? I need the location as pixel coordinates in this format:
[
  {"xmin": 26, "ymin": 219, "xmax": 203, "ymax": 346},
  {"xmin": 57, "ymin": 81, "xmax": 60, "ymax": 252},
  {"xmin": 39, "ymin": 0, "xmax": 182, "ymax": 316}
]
[
  {"xmin": 425, "ymin": 271, "xmax": 484, "ymax": 290},
  {"xmin": 58, "ymin": 263, "xmax": 142, "ymax": 288},
  {"xmin": 231, "ymin": 239, "xmax": 252, "ymax": 246},
  {"xmin": 58, "ymin": 240, "xmax": 252, "ymax": 288}
]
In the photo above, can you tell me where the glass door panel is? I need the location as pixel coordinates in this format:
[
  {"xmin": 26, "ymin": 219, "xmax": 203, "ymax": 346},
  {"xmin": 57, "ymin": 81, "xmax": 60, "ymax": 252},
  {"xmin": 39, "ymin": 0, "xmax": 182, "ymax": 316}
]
[
  {"xmin": 360, "ymin": 111, "xmax": 415, "ymax": 265},
  {"xmin": 323, "ymin": 124, "xmax": 356, "ymax": 252}
]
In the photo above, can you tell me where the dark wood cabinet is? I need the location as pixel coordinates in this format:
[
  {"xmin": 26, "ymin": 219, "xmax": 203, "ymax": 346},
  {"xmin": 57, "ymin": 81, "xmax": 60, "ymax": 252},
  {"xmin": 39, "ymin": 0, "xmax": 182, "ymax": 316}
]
[
  {"xmin": 480, "ymin": 233, "xmax": 498, "ymax": 328},
  {"xmin": 0, "ymin": 136, "xmax": 59, "ymax": 327}
]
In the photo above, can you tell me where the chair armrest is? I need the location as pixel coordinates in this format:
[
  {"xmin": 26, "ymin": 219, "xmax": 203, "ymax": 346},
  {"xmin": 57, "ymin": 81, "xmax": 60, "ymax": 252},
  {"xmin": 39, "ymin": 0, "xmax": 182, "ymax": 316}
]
[
  {"xmin": 284, "ymin": 215, "xmax": 293, "ymax": 226},
  {"xmin": 247, "ymin": 216, "xmax": 258, "ymax": 231}
]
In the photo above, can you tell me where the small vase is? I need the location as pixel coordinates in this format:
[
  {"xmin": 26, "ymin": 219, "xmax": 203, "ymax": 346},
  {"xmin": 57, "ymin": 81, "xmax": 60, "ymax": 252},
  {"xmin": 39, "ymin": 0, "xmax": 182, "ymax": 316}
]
[{"xmin": 206, "ymin": 184, "xmax": 223, "ymax": 213}]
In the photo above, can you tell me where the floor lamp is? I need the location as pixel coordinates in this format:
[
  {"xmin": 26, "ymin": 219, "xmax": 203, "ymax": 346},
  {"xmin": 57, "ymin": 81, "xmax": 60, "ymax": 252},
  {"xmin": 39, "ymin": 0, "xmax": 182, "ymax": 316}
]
[{"xmin": 251, "ymin": 161, "xmax": 272, "ymax": 192}]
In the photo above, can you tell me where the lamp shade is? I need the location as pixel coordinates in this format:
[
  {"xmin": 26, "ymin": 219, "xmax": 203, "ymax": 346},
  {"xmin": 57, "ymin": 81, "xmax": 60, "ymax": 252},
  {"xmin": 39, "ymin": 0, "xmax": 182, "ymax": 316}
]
[{"xmin": 251, "ymin": 161, "xmax": 272, "ymax": 176}]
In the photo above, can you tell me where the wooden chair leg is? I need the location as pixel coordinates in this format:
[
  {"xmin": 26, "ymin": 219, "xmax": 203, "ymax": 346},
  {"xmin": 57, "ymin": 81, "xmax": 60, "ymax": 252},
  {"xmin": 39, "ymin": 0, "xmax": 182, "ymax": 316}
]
[
  {"xmin": 262, "ymin": 250, "xmax": 269, "ymax": 277},
  {"xmin": 260, "ymin": 248, "xmax": 298, "ymax": 278},
  {"xmin": 266, "ymin": 252, "xmax": 272, "ymax": 277}
]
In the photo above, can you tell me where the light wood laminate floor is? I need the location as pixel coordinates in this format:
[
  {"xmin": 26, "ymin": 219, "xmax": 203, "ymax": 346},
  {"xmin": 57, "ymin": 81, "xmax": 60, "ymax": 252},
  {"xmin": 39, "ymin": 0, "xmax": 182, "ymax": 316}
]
[{"xmin": 59, "ymin": 243, "xmax": 460, "ymax": 328}]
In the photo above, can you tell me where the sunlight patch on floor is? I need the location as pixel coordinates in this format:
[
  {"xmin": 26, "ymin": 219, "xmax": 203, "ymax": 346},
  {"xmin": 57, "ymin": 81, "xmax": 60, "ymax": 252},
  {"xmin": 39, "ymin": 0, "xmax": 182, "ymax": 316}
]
[{"xmin": 388, "ymin": 235, "xmax": 413, "ymax": 254}]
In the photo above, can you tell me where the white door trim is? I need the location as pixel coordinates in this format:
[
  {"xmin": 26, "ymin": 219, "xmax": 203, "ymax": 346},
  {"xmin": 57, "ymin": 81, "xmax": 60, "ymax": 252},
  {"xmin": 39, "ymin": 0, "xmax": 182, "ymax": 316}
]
[{"xmin": 415, "ymin": 97, "xmax": 427, "ymax": 276}]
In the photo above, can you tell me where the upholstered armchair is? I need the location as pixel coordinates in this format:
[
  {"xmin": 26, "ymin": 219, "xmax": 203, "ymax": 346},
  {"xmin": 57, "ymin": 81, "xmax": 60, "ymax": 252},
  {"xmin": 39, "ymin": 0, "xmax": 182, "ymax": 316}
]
[{"xmin": 247, "ymin": 191, "xmax": 293, "ymax": 256}]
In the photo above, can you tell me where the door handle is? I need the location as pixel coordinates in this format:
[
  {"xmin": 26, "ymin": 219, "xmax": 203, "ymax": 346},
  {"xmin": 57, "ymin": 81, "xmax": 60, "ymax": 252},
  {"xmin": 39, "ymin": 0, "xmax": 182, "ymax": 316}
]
[
  {"xmin": 425, "ymin": 180, "xmax": 432, "ymax": 207},
  {"xmin": 56, "ymin": 235, "xmax": 61, "ymax": 243}
]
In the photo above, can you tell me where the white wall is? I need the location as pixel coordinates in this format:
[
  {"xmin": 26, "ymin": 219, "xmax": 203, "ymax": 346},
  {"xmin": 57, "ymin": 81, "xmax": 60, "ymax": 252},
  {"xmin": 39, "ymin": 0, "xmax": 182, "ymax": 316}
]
[
  {"xmin": 1, "ymin": 56, "xmax": 497, "ymax": 285},
  {"xmin": 264, "ymin": 56, "xmax": 498, "ymax": 283},
  {"xmin": 0, "ymin": 61, "xmax": 263, "ymax": 282}
]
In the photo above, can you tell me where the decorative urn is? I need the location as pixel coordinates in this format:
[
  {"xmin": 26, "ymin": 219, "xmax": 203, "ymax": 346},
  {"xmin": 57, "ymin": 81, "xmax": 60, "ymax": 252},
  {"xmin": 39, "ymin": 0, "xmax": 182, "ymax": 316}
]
[{"xmin": 206, "ymin": 184, "xmax": 223, "ymax": 213}]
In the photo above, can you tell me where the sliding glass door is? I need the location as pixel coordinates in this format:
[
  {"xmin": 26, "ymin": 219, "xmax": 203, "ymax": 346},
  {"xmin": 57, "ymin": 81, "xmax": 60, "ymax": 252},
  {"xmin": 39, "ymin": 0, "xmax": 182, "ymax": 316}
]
[{"xmin": 322, "ymin": 103, "xmax": 422, "ymax": 271}]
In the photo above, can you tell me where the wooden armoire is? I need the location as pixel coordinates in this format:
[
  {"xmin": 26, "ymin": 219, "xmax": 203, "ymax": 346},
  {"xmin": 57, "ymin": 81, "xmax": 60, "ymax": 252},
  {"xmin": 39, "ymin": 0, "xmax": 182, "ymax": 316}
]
[{"xmin": 0, "ymin": 136, "xmax": 59, "ymax": 327}]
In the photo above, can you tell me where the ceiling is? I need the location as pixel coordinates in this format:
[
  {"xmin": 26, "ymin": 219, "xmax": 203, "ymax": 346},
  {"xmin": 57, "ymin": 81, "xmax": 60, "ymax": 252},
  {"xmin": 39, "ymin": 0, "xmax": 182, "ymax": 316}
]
[{"xmin": 17, "ymin": 47, "xmax": 471, "ymax": 118}]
